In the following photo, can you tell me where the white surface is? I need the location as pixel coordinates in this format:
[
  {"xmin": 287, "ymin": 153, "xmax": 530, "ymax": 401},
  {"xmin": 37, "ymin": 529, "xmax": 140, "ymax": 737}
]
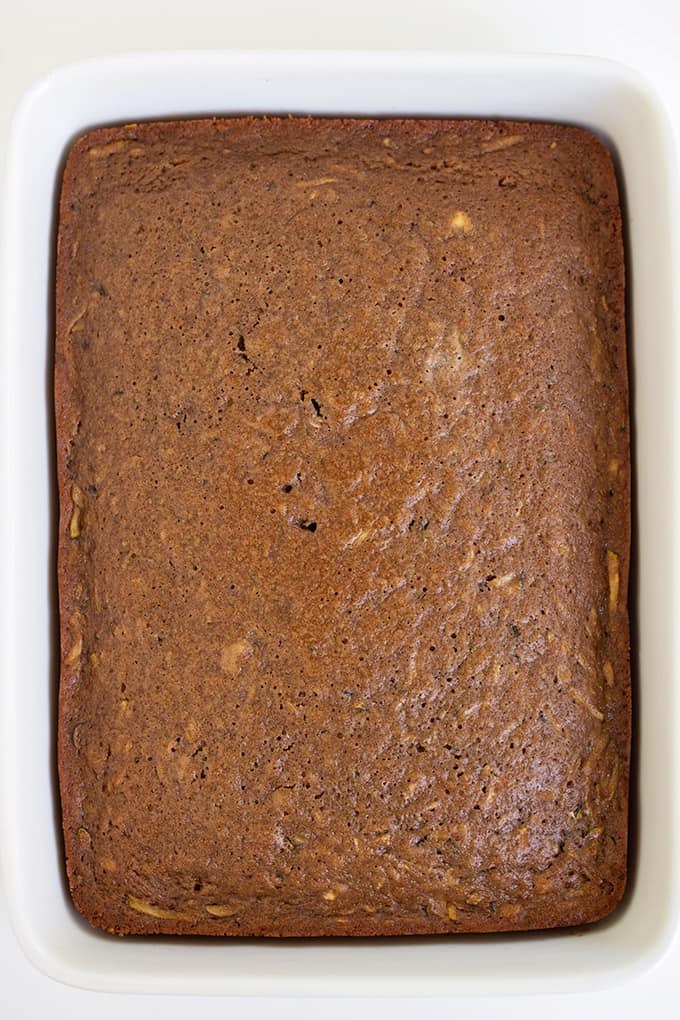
[{"xmin": 1, "ymin": 1, "xmax": 680, "ymax": 1018}]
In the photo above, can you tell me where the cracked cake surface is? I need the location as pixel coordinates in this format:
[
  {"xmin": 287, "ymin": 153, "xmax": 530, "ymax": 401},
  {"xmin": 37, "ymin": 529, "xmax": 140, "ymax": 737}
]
[{"xmin": 55, "ymin": 117, "xmax": 630, "ymax": 935}]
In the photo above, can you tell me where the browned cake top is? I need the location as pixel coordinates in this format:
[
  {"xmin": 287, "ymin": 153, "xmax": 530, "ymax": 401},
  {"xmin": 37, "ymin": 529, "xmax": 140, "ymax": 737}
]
[{"xmin": 56, "ymin": 117, "xmax": 630, "ymax": 936}]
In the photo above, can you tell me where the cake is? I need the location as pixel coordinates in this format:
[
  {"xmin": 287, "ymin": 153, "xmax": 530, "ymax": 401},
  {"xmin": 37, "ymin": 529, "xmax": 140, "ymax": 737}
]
[{"xmin": 55, "ymin": 117, "xmax": 630, "ymax": 935}]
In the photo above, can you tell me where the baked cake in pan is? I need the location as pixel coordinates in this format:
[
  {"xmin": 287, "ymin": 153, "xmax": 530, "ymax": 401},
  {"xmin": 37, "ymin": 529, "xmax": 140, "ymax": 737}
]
[{"xmin": 55, "ymin": 118, "xmax": 630, "ymax": 935}]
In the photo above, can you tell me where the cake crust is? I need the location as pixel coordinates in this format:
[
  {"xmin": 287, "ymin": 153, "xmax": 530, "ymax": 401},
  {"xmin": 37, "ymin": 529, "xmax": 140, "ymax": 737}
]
[{"xmin": 56, "ymin": 117, "xmax": 630, "ymax": 936}]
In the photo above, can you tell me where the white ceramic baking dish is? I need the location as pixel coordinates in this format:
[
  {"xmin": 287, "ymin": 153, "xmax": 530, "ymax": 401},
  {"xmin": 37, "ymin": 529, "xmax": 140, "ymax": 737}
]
[{"xmin": 1, "ymin": 50, "xmax": 679, "ymax": 998}]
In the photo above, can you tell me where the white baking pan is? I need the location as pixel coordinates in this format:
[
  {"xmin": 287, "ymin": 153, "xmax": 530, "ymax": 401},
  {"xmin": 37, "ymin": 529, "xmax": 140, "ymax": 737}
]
[{"xmin": 1, "ymin": 51, "xmax": 678, "ymax": 997}]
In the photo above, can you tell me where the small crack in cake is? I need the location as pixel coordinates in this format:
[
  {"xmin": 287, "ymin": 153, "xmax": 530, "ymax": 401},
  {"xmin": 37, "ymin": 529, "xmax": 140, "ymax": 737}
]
[{"xmin": 55, "ymin": 117, "xmax": 630, "ymax": 936}]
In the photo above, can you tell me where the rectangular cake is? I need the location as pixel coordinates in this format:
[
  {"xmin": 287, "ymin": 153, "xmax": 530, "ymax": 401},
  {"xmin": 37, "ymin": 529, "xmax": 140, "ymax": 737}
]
[{"xmin": 55, "ymin": 117, "xmax": 630, "ymax": 935}]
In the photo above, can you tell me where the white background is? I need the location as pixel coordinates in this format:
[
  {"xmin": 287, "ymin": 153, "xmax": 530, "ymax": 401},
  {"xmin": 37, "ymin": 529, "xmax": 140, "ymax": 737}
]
[{"xmin": 1, "ymin": 1, "xmax": 678, "ymax": 1017}]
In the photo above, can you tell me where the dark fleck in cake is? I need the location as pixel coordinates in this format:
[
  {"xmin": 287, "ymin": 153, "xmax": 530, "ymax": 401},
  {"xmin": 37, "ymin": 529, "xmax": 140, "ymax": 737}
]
[{"xmin": 55, "ymin": 117, "xmax": 630, "ymax": 935}]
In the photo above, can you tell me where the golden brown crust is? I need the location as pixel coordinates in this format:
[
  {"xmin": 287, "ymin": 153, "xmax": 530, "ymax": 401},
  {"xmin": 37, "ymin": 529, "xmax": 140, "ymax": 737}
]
[{"xmin": 56, "ymin": 117, "xmax": 630, "ymax": 936}]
